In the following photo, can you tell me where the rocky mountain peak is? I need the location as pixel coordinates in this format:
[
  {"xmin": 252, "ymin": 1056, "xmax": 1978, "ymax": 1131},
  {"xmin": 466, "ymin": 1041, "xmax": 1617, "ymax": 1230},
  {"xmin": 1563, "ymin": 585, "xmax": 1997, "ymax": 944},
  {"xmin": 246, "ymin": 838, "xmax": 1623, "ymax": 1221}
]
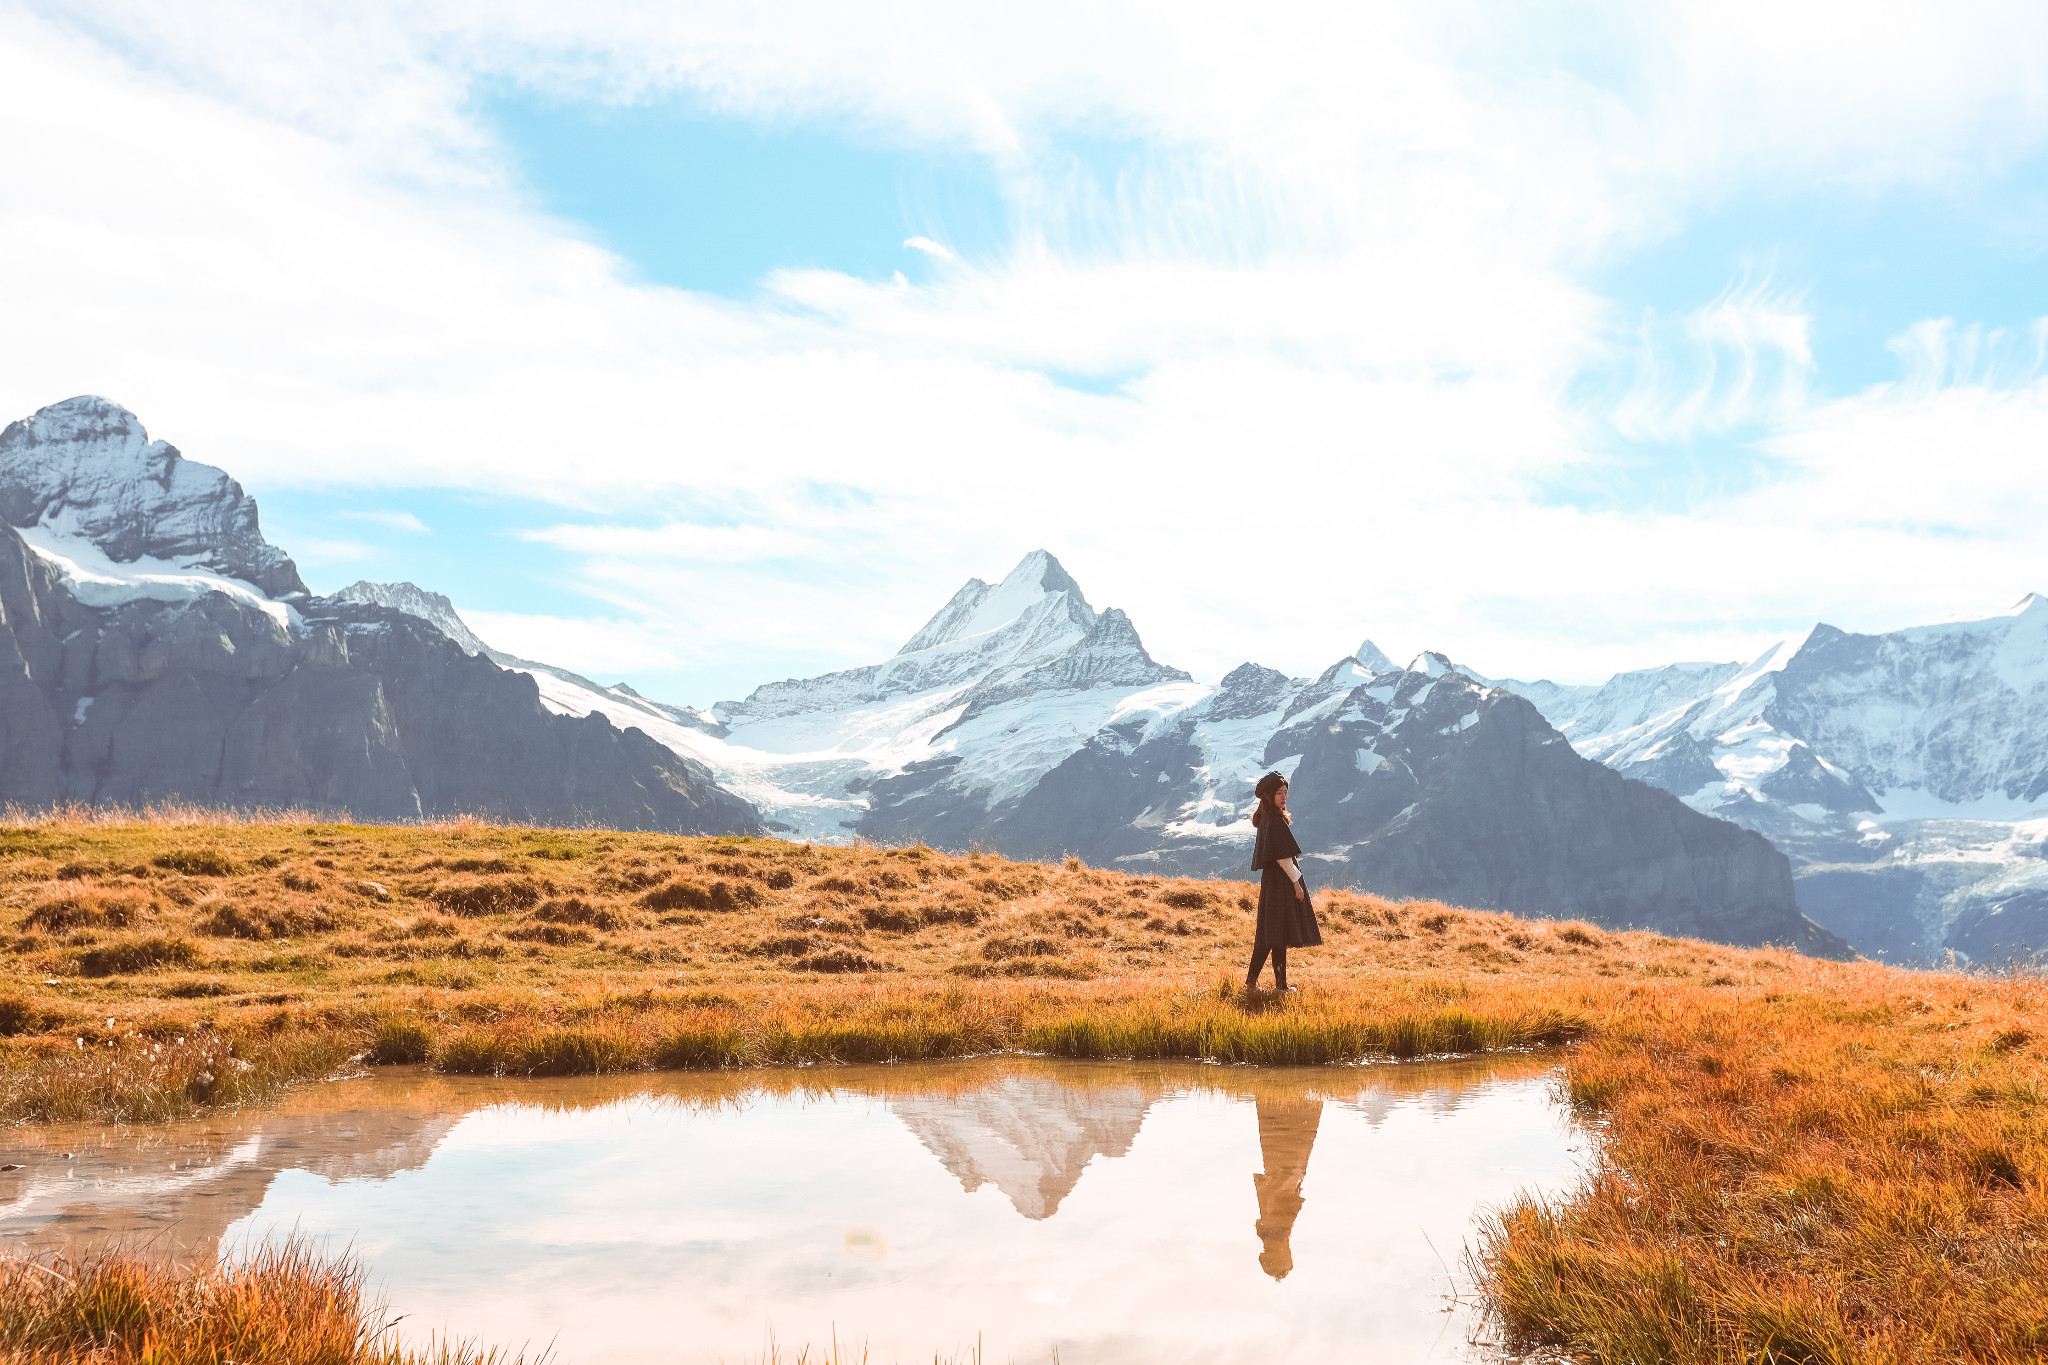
[
  {"xmin": 898, "ymin": 550, "xmax": 1093, "ymax": 656},
  {"xmin": 0, "ymin": 396, "xmax": 304, "ymax": 599},
  {"xmin": 329, "ymin": 581, "xmax": 490, "ymax": 657},
  {"xmin": 1207, "ymin": 663, "xmax": 1297, "ymax": 720},
  {"xmin": 724, "ymin": 550, "xmax": 1169, "ymax": 724},
  {"xmin": 1354, "ymin": 639, "xmax": 1395, "ymax": 673}
]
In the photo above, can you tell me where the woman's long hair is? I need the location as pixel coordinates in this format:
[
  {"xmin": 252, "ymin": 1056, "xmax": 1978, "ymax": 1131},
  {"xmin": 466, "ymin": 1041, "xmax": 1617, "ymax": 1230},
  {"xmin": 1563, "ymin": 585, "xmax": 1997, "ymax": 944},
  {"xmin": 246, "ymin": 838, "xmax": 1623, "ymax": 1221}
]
[{"xmin": 1251, "ymin": 771, "xmax": 1290, "ymax": 828}]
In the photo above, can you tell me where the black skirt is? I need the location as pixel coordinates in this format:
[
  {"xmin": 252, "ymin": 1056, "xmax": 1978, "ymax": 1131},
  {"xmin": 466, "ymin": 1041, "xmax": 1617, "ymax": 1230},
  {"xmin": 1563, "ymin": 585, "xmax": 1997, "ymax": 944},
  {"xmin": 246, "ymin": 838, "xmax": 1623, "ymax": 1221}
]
[
  {"xmin": 1251, "ymin": 819, "xmax": 1323, "ymax": 950},
  {"xmin": 1255, "ymin": 866, "xmax": 1323, "ymax": 949}
]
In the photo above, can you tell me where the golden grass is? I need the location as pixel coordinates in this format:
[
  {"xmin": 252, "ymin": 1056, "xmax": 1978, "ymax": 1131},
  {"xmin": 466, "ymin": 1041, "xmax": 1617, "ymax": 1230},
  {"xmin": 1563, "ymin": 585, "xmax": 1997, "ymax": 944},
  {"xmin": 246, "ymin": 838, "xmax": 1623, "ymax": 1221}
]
[
  {"xmin": 0, "ymin": 815, "xmax": 2042, "ymax": 1361},
  {"xmin": 0, "ymin": 816, "xmax": 1616, "ymax": 1120},
  {"xmin": 1474, "ymin": 970, "xmax": 2048, "ymax": 1364},
  {"xmin": 0, "ymin": 1240, "xmax": 525, "ymax": 1363}
]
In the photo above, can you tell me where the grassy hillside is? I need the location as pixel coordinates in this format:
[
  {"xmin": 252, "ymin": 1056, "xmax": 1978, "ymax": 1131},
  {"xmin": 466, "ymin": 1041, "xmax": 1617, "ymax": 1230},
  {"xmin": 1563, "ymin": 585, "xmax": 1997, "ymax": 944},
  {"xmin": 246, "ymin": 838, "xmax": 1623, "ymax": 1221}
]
[{"xmin": 0, "ymin": 810, "xmax": 2042, "ymax": 1362}]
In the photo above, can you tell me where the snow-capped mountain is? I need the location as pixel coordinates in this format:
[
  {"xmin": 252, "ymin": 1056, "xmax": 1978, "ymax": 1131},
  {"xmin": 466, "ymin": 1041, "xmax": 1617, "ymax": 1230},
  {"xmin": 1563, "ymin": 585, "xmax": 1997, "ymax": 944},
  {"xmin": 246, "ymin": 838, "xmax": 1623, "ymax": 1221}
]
[
  {"xmin": 0, "ymin": 397, "xmax": 755, "ymax": 832},
  {"xmin": 0, "ymin": 394, "xmax": 1861, "ymax": 955},
  {"xmin": 506, "ymin": 549, "xmax": 1196, "ymax": 842},
  {"xmin": 501, "ymin": 554, "xmax": 1840, "ymax": 953},
  {"xmin": 721, "ymin": 550, "xmax": 1189, "ymax": 726},
  {"xmin": 332, "ymin": 581, "xmax": 490, "ymax": 657},
  {"xmin": 1490, "ymin": 598, "xmax": 2048, "ymax": 962},
  {"xmin": 0, "ymin": 397, "xmax": 304, "ymax": 599},
  {"xmin": 992, "ymin": 645, "xmax": 1842, "ymax": 953}
]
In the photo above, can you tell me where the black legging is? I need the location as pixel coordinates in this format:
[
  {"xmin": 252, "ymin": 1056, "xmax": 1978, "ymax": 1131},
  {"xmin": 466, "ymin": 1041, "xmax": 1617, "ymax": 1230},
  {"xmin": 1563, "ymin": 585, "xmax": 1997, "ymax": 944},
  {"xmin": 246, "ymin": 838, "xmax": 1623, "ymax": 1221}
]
[{"xmin": 1246, "ymin": 944, "xmax": 1288, "ymax": 990}]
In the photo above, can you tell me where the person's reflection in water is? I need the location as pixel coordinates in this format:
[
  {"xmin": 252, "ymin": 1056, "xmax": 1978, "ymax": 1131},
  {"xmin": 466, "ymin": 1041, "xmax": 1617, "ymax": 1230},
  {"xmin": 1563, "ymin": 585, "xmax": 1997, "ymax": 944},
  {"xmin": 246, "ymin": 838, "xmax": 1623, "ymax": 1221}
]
[{"xmin": 1251, "ymin": 1096, "xmax": 1323, "ymax": 1280}]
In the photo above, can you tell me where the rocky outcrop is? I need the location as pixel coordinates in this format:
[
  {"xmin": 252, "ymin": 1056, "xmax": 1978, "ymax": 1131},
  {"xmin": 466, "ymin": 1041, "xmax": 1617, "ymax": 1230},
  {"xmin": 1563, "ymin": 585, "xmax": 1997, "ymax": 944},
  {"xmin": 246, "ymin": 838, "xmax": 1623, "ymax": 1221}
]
[
  {"xmin": 0, "ymin": 397, "xmax": 305, "ymax": 598},
  {"xmin": 331, "ymin": 580, "xmax": 490, "ymax": 656}
]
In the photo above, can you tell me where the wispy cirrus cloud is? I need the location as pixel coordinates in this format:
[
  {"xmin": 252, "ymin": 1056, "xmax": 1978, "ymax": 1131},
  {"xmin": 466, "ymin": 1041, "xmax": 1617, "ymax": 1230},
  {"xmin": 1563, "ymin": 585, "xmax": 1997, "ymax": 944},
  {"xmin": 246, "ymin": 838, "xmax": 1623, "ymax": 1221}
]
[{"xmin": 1605, "ymin": 282, "xmax": 1816, "ymax": 444}]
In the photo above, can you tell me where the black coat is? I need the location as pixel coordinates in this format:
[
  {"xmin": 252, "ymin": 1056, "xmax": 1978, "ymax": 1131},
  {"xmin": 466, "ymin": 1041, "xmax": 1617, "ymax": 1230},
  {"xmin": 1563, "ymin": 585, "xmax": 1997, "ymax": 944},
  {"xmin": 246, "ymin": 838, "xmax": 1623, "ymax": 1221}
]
[{"xmin": 1250, "ymin": 815, "xmax": 1323, "ymax": 950}]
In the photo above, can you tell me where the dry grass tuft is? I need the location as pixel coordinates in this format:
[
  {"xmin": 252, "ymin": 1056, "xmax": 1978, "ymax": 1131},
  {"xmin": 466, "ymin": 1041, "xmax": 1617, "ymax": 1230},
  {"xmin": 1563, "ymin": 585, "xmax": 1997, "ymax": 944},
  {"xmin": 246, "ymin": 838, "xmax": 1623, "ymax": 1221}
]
[{"xmin": 0, "ymin": 1240, "xmax": 526, "ymax": 1363}]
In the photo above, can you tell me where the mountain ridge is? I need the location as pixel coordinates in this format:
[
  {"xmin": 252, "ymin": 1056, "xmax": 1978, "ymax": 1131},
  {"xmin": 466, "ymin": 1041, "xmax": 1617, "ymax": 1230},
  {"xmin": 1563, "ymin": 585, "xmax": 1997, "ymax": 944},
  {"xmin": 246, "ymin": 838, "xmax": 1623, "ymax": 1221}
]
[
  {"xmin": 0, "ymin": 394, "xmax": 1953, "ymax": 959},
  {"xmin": 0, "ymin": 397, "xmax": 758, "ymax": 834},
  {"xmin": 475, "ymin": 544, "xmax": 1843, "ymax": 953},
  {"xmin": 1483, "ymin": 596, "xmax": 2048, "ymax": 961}
]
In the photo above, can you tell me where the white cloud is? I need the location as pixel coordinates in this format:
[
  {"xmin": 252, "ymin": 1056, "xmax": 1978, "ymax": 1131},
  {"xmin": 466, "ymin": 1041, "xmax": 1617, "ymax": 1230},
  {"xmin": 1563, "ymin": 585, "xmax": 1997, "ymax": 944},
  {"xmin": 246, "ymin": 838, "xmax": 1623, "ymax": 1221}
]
[
  {"xmin": 1604, "ymin": 283, "xmax": 1815, "ymax": 444},
  {"xmin": 902, "ymin": 236, "xmax": 956, "ymax": 262},
  {"xmin": 460, "ymin": 610, "xmax": 690, "ymax": 679},
  {"xmin": 2, "ymin": 3, "xmax": 2047, "ymax": 698},
  {"xmin": 339, "ymin": 509, "xmax": 432, "ymax": 533},
  {"xmin": 520, "ymin": 522, "xmax": 821, "ymax": 563},
  {"xmin": 281, "ymin": 536, "xmax": 383, "ymax": 566}
]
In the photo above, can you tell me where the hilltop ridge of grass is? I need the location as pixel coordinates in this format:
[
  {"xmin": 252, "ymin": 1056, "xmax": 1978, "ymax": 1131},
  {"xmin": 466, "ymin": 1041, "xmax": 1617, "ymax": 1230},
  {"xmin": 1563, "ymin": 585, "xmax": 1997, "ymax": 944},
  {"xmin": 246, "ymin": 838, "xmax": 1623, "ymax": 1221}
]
[
  {"xmin": 0, "ymin": 812, "xmax": 1603, "ymax": 1116},
  {"xmin": 0, "ymin": 811, "xmax": 2043, "ymax": 1362}
]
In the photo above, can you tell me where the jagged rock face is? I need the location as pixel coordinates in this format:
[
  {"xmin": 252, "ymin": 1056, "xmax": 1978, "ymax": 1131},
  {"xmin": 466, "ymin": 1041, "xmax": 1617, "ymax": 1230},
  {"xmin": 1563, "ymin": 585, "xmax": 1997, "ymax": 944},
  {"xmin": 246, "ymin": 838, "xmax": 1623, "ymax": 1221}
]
[
  {"xmin": 328, "ymin": 583, "xmax": 730, "ymax": 741},
  {"xmin": 997, "ymin": 657, "xmax": 1848, "ymax": 956},
  {"xmin": 1285, "ymin": 676, "xmax": 1844, "ymax": 954},
  {"xmin": 1770, "ymin": 606, "xmax": 2048, "ymax": 804},
  {"xmin": 1266, "ymin": 641, "xmax": 1394, "ymax": 727},
  {"xmin": 0, "ymin": 520, "xmax": 757, "ymax": 832},
  {"xmin": 1540, "ymin": 602, "xmax": 2048, "ymax": 820},
  {"xmin": 1946, "ymin": 886, "xmax": 2048, "ymax": 963},
  {"xmin": 331, "ymin": 581, "xmax": 490, "ymax": 656},
  {"xmin": 0, "ymin": 402, "xmax": 756, "ymax": 833},
  {"xmin": 1207, "ymin": 663, "xmax": 1297, "ymax": 721},
  {"xmin": 1493, "ymin": 596, "xmax": 2048, "ymax": 961},
  {"xmin": 1501, "ymin": 660, "xmax": 1745, "ymax": 745},
  {"xmin": 0, "ymin": 397, "xmax": 305, "ymax": 599}
]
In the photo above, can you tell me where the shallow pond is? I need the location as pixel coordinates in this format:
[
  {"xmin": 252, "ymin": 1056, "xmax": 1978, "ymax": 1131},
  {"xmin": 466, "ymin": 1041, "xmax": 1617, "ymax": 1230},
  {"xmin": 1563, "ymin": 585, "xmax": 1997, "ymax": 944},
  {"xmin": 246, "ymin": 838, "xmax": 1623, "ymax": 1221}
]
[{"xmin": 0, "ymin": 1055, "xmax": 1585, "ymax": 1363}]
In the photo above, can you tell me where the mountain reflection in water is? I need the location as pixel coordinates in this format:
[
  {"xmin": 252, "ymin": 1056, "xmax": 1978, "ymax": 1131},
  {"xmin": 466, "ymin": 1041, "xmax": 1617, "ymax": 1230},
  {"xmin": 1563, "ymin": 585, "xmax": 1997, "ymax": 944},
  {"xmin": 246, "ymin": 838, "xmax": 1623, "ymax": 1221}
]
[{"xmin": 0, "ymin": 1056, "xmax": 1584, "ymax": 1364}]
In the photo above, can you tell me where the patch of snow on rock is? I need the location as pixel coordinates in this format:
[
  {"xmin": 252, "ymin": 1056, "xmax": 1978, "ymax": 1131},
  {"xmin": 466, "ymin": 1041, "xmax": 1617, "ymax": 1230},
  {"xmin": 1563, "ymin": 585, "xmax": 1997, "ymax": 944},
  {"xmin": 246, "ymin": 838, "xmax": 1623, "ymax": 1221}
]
[{"xmin": 17, "ymin": 522, "xmax": 298, "ymax": 632}]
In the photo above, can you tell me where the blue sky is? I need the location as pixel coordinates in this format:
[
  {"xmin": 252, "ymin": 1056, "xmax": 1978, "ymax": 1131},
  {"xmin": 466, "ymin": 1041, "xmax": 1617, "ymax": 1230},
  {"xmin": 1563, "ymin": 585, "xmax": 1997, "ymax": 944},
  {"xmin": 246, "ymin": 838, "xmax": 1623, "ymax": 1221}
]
[
  {"xmin": 5, "ymin": 3, "xmax": 2047, "ymax": 704},
  {"xmin": 483, "ymin": 93, "xmax": 1012, "ymax": 298}
]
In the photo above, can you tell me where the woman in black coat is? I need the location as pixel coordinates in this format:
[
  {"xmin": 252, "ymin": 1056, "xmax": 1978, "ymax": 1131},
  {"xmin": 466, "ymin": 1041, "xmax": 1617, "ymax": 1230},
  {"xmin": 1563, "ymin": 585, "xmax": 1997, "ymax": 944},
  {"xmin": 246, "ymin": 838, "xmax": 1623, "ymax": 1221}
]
[{"xmin": 1246, "ymin": 770, "xmax": 1322, "ymax": 991}]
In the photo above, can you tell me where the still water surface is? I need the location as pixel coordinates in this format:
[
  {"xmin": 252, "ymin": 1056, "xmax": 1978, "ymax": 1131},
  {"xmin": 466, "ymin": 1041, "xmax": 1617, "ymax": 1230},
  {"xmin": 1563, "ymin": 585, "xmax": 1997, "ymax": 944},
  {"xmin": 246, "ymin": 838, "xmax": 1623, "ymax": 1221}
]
[{"xmin": 0, "ymin": 1056, "xmax": 1584, "ymax": 1363}]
